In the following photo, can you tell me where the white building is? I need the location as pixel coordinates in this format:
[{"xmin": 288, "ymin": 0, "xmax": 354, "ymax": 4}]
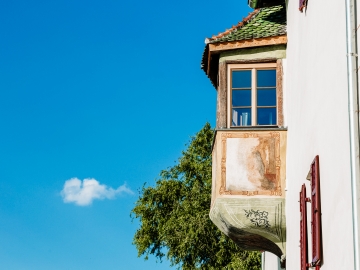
[{"xmin": 201, "ymin": 1, "xmax": 360, "ymax": 269}]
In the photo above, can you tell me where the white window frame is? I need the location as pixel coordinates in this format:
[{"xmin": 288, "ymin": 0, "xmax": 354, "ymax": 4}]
[{"xmin": 227, "ymin": 63, "xmax": 278, "ymax": 128}]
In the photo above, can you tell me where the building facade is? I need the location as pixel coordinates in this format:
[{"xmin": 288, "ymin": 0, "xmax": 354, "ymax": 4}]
[{"xmin": 202, "ymin": 1, "xmax": 360, "ymax": 269}]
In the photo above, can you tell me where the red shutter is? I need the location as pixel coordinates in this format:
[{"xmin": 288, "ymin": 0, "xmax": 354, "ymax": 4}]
[
  {"xmin": 310, "ymin": 155, "xmax": 322, "ymax": 267},
  {"xmin": 300, "ymin": 184, "xmax": 309, "ymax": 270},
  {"xmin": 299, "ymin": 0, "xmax": 307, "ymax": 12}
]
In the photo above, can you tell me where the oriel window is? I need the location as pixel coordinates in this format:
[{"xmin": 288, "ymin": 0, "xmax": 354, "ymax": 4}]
[{"xmin": 228, "ymin": 63, "xmax": 277, "ymax": 127}]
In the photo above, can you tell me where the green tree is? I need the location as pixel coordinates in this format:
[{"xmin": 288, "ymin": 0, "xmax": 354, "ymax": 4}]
[{"xmin": 131, "ymin": 123, "xmax": 261, "ymax": 269}]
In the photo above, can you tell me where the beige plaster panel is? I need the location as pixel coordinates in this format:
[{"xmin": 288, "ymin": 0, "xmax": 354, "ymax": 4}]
[{"xmin": 211, "ymin": 130, "xmax": 287, "ymax": 205}]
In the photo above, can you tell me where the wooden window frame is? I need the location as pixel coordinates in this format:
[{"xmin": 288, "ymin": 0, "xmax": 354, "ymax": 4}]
[{"xmin": 227, "ymin": 63, "xmax": 279, "ymax": 128}]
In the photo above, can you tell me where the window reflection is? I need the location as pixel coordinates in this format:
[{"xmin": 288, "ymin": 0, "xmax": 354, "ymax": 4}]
[
  {"xmin": 257, "ymin": 89, "xmax": 276, "ymax": 106},
  {"xmin": 257, "ymin": 70, "xmax": 276, "ymax": 87},
  {"xmin": 232, "ymin": 109, "xmax": 251, "ymax": 126},
  {"xmin": 232, "ymin": 90, "xmax": 251, "ymax": 106},
  {"xmin": 257, "ymin": 108, "xmax": 277, "ymax": 125},
  {"xmin": 232, "ymin": 70, "xmax": 251, "ymax": 88}
]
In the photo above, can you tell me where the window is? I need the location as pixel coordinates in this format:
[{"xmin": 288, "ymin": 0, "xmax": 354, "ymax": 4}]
[{"xmin": 227, "ymin": 63, "xmax": 277, "ymax": 127}]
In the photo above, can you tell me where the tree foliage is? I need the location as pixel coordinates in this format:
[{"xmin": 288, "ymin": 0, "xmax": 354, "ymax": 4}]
[{"xmin": 131, "ymin": 123, "xmax": 261, "ymax": 269}]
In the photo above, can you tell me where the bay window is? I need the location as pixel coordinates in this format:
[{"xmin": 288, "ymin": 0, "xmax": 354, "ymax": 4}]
[{"xmin": 228, "ymin": 63, "xmax": 278, "ymax": 127}]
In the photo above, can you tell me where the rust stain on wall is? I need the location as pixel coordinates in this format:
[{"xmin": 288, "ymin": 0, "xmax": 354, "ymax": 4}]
[
  {"xmin": 220, "ymin": 131, "xmax": 282, "ymax": 196},
  {"xmin": 247, "ymin": 137, "xmax": 276, "ymax": 191}
]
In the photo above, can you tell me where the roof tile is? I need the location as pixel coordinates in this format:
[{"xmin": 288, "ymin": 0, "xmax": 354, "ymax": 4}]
[
  {"xmin": 207, "ymin": 5, "xmax": 286, "ymax": 44},
  {"xmin": 201, "ymin": 5, "xmax": 287, "ymax": 88}
]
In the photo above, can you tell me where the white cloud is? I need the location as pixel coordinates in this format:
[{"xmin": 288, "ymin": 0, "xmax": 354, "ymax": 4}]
[{"xmin": 61, "ymin": 178, "xmax": 133, "ymax": 206}]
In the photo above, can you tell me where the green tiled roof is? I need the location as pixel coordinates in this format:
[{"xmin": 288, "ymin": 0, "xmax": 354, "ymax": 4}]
[
  {"xmin": 208, "ymin": 5, "xmax": 286, "ymax": 44},
  {"xmin": 201, "ymin": 5, "xmax": 287, "ymax": 88}
]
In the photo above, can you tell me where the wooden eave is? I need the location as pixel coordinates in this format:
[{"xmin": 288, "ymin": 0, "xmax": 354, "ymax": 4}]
[
  {"xmin": 208, "ymin": 35, "xmax": 287, "ymax": 53},
  {"xmin": 206, "ymin": 35, "xmax": 287, "ymax": 76}
]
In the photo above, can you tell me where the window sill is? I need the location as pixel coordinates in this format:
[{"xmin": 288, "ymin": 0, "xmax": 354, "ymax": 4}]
[{"xmin": 218, "ymin": 126, "xmax": 287, "ymax": 131}]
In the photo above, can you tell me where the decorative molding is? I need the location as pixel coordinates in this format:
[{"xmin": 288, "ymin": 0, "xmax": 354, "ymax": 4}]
[
  {"xmin": 209, "ymin": 36, "xmax": 287, "ymax": 53},
  {"xmin": 219, "ymin": 131, "xmax": 282, "ymax": 196}
]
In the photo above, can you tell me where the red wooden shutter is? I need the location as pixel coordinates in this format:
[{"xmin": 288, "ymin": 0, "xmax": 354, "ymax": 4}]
[
  {"xmin": 300, "ymin": 184, "xmax": 309, "ymax": 270},
  {"xmin": 310, "ymin": 155, "xmax": 322, "ymax": 267},
  {"xmin": 299, "ymin": 0, "xmax": 307, "ymax": 12}
]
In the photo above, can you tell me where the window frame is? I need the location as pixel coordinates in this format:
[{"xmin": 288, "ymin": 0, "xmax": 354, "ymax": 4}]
[{"xmin": 227, "ymin": 63, "xmax": 278, "ymax": 128}]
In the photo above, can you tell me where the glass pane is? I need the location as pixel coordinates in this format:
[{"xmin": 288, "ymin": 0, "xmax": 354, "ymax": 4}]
[
  {"xmin": 257, "ymin": 89, "xmax": 276, "ymax": 106},
  {"xmin": 232, "ymin": 90, "xmax": 251, "ymax": 106},
  {"xmin": 232, "ymin": 108, "xmax": 251, "ymax": 126},
  {"xmin": 257, "ymin": 70, "xmax": 276, "ymax": 87},
  {"xmin": 257, "ymin": 108, "xmax": 277, "ymax": 125},
  {"xmin": 232, "ymin": 70, "xmax": 251, "ymax": 88}
]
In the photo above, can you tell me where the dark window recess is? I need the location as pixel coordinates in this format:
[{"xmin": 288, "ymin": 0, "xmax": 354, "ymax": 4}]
[
  {"xmin": 299, "ymin": 0, "xmax": 307, "ymax": 12},
  {"xmin": 300, "ymin": 184, "xmax": 309, "ymax": 270},
  {"xmin": 310, "ymin": 156, "xmax": 322, "ymax": 267}
]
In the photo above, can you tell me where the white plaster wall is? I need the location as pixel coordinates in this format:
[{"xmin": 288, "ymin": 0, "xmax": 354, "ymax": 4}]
[
  {"xmin": 226, "ymin": 138, "xmax": 261, "ymax": 191},
  {"xmin": 262, "ymin": 251, "xmax": 281, "ymax": 270},
  {"xmin": 285, "ymin": 1, "xmax": 354, "ymax": 269}
]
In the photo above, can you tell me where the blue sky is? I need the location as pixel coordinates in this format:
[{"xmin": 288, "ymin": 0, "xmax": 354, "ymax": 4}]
[{"xmin": 0, "ymin": 1, "xmax": 251, "ymax": 269}]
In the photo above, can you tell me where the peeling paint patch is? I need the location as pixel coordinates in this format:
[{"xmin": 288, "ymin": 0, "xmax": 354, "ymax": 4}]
[{"xmin": 226, "ymin": 136, "xmax": 277, "ymax": 192}]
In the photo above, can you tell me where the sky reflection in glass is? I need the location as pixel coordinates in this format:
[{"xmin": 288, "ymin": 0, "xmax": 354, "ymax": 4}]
[
  {"xmin": 257, "ymin": 108, "xmax": 276, "ymax": 125},
  {"xmin": 231, "ymin": 68, "xmax": 277, "ymax": 126},
  {"xmin": 232, "ymin": 70, "xmax": 251, "ymax": 88},
  {"xmin": 257, "ymin": 89, "xmax": 276, "ymax": 106},
  {"xmin": 232, "ymin": 90, "xmax": 251, "ymax": 106},
  {"xmin": 257, "ymin": 70, "xmax": 276, "ymax": 87}
]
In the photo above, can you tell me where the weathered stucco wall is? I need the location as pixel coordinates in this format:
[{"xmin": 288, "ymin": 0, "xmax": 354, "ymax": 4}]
[
  {"xmin": 285, "ymin": 1, "xmax": 354, "ymax": 269},
  {"xmin": 216, "ymin": 46, "xmax": 285, "ymax": 129},
  {"xmin": 210, "ymin": 129, "xmax": 287, "ymax": 256},
  {"xmin": 262, "ymin": 252, "xmax": 281, "ymax": 270},
  {"xmin": 219, "ymin": 45, "xmax": 286, "ymax": 62},
  {"xmin": 211, "ymin": 129, "xmax": 287, "ymax": 201}
]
